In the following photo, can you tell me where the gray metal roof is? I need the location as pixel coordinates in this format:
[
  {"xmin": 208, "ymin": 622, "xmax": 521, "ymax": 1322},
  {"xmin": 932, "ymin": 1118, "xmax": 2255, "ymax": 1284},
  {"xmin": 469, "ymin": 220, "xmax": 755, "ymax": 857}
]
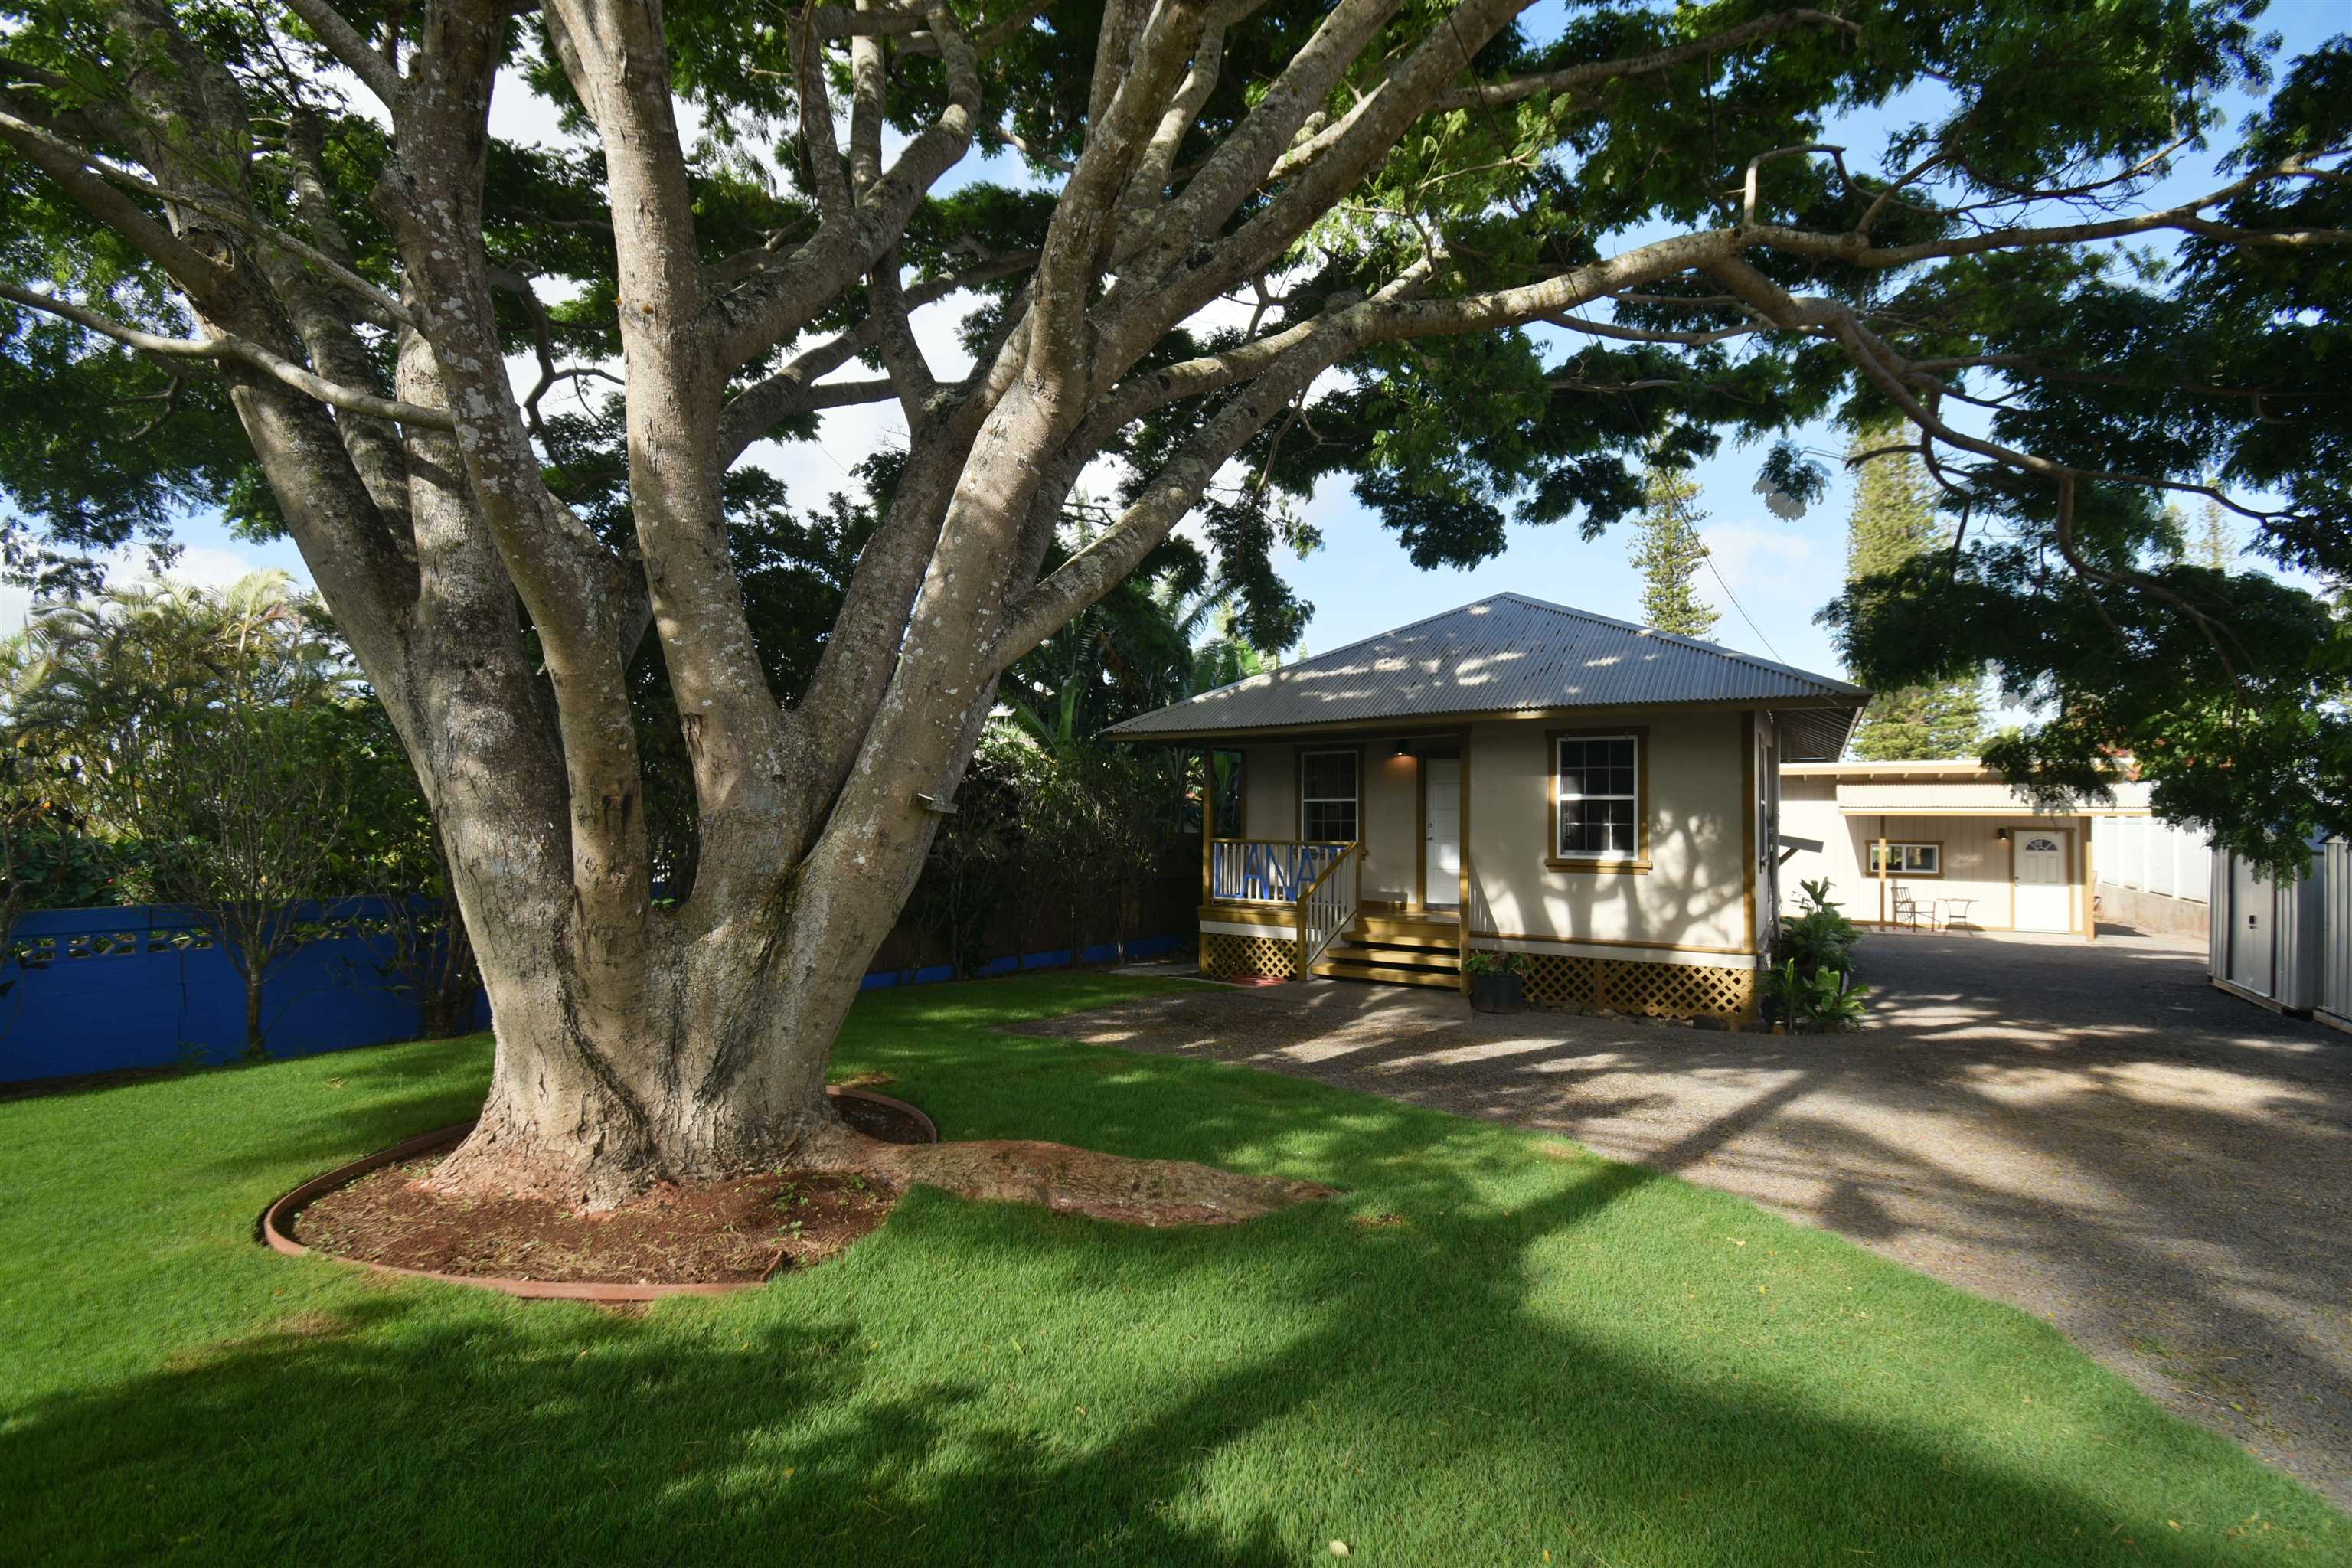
[{"xmin": 1107, "ymin": 593, "xmax": 1868, "ymax": 760}]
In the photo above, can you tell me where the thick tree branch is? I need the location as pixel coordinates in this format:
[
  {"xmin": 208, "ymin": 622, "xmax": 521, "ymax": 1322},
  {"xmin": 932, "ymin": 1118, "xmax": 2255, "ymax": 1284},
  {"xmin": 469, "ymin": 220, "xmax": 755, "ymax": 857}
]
[
  {"xmin": 714, "ymin": 250, "xmax": 1034, "ymax": 464},
  {"xmin": 0, "ymin": 107, "xmax": 414, "ymax": 327},
  {"xmin": 1429, "ymin": 8, "xmax": 1860, "ymax": 111},
  {"xmin": 0, "ymin": 100, "xmax": 230, "ymax": 294},
  {"xmin": 1027, "ymin": 0, "xmax": 1210, "ymax": 400},
  {"xmin": 1706, "ymin": 255, "xmax": 2254, "ymax": 680},
  {"xmin": 713, "ymin": 4, "xmax": 979, "ymax": 371},
  {"xmin": 0, "ymin": 280, "xmax": 454, "ymax": 428},
  {"xmin": 283, "ymin": 0, "xmax": 406, "ymax": 109}
]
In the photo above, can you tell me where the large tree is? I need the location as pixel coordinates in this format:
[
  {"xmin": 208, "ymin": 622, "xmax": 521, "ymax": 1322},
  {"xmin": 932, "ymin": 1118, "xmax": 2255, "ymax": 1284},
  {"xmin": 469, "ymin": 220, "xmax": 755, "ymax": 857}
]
[
  {"xmin": 1628, "ymin": 452, "xmax": 1718, "ymax": 639},
  {"xmin": 0, "ymin": 0, "xmax": 2346, "ymax": 1201},
  {"xmin": 1841, "ymin": 429, "xmax": 1984, "ymax": 758}
]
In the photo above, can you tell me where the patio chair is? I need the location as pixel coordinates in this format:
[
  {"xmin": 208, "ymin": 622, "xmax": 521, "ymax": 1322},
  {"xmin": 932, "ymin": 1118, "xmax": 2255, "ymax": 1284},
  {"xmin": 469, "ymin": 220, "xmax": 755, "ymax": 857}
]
[{"xmin": 1888, "ymin": 884, "xmax": 1932, "ymax": 932}]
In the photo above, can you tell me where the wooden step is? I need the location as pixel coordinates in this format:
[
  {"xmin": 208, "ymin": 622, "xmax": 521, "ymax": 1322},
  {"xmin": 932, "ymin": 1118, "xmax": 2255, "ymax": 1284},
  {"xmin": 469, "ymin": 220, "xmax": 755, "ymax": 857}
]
[
  {"xmin": 1342, "ymin": 924, "xmax": 1459, "ymax": 952},
  {"xmin": 1320, "ymin": 941, "xmax": 1459, "ymax": 972},
  {"xmin": 1356, "ymin": 910, "xmax": 1458, "ymax": 933},
  {"xmin": 1312, "ymin": 958, "xmax": 1464, "ymax": 988}
]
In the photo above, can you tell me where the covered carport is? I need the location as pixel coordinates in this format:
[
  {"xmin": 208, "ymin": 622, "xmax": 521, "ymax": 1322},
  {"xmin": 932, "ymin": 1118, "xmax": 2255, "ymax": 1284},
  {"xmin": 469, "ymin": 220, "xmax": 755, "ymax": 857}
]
[{"xmin": 1778, "ymin": 760, "xmax": 2152, "ymax": 938}]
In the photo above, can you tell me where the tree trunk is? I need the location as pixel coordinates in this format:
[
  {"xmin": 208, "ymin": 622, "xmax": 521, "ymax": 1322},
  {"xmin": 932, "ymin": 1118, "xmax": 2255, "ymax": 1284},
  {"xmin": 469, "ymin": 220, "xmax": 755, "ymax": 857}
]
[
  {"xmin": 244, "ymin": 968, "xmax": 265, "ymax": 1057},
  {"xmin": 430, "ymin": 883, "xmax": 855, "ymax": 1207}
]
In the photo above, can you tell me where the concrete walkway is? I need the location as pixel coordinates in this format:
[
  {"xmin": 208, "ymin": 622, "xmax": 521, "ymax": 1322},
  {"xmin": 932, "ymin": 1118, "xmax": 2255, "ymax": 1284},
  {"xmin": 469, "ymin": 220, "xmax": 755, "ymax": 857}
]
[{"xmin": 1018, "ymin": 928, "xmax": 2352, "ymax": 1505}]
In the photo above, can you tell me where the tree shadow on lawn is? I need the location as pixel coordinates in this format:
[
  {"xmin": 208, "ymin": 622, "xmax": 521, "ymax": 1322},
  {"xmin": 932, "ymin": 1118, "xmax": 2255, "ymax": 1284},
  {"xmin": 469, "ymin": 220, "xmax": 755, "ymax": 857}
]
[{"xmin": 7, "ymin": 1075, "xmax": 2341, "ymax": 1566}]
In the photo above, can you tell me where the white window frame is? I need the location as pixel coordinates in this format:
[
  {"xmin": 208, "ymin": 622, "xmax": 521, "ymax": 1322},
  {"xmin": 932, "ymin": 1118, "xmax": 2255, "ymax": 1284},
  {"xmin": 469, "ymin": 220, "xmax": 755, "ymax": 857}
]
[
  {"xmin": 1299, "ymin": 750, "xmax": 1360, "ymax": 844},
  {"xmin": 1867, "ymin": 841, "xmax": 1943, "ymax": 877},
  {"xmin": 1554, "ymin": 733, "xmax": 1641, "ymax": 862}
]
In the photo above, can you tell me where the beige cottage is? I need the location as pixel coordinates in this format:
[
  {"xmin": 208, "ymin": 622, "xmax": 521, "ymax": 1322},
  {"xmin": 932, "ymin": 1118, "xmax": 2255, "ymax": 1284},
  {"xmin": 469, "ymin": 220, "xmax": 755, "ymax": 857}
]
[
  {"xmin": 1107, "ymin": 594, "xmax": 1867, "ymax": 1019},
  {"xmin": 1777, "ymin": 760, "xmax": 2155, "ymax": 939}
]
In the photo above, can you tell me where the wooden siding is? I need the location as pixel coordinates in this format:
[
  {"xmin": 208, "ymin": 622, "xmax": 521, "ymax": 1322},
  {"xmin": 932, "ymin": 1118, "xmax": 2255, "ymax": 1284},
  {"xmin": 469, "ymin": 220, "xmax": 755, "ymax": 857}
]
[{"xmin": 1465, "ymin": 708, "xmax": 1751, "ymax": 952}]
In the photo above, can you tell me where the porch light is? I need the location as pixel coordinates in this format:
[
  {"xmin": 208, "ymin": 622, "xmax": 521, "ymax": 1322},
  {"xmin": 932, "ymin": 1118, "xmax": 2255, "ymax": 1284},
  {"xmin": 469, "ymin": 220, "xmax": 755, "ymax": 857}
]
[
  {"xmin": 1393, "ymin": 738, "xmax": 1410, "ymax": 757},
  {"xmin": 1995, "ymin": 828, "xmax": 2009, "ymax": 841}
]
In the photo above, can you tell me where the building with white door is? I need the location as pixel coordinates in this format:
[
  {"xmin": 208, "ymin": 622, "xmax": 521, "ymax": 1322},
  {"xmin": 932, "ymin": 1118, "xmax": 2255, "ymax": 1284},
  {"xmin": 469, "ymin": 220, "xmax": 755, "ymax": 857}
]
[
  {"xmin": 1777, "ymin": 760, "xmax": 2154, "ymax": 939},
  {"xmin": 1108, "ymin": 594, "xmax": 1868, "ymax": 1018}
]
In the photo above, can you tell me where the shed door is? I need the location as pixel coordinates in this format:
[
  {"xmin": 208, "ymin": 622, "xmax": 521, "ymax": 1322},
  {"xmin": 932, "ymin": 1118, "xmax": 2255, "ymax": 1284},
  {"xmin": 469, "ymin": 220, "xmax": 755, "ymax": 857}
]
[
  {"xmin": 2014, "ymin": 831, "xmax": 2071, "ymax": 933},
  {"xmin": 2226, "ymin": 855, "xmax": 2272, "ymax": 991},
  {"xmin": 1423, "ymin": 760, "xmax": 1460, "ymax": 909}
]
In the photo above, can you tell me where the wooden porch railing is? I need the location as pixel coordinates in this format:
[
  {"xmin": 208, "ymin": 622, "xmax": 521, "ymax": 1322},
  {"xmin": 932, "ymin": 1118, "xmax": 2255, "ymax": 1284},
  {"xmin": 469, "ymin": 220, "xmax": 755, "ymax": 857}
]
[
  {"xmin": 1295, "ymin": 841, "xmax": 1362, "ymax": 975},
  {"xmin": 1208, "ymin": 838, "xmax": 1351, "ymax": 904}
]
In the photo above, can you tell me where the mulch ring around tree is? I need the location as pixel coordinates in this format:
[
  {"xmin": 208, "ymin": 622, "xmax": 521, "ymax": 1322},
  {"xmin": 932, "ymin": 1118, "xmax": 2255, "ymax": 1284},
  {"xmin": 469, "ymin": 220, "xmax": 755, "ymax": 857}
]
[{"xmin": 266, "ymin": 1086, "xmax": 936, "ymax": 1301}]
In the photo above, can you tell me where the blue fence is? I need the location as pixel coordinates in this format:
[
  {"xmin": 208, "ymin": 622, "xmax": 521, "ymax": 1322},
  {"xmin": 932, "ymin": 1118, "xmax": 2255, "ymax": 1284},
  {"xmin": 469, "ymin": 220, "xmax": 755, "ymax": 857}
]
[
  {"xmin": 0, "ymin": 899, "xmax": 476, "ymax": 1084},
  {"xmin": 1, "ymin": 901, "xmax": 1190, "ymax": 1086}
]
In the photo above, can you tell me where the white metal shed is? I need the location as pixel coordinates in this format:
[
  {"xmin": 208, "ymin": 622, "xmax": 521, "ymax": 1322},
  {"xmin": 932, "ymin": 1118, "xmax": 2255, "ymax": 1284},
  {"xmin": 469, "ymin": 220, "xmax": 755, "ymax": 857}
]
[
  {"xmin": 2208, "ymin": 841, "xmax": 2326, "ymax": 1014},
  {"xmin": 2321, "ymin": 840, "xmax": 2352, "ymax": 1034}
]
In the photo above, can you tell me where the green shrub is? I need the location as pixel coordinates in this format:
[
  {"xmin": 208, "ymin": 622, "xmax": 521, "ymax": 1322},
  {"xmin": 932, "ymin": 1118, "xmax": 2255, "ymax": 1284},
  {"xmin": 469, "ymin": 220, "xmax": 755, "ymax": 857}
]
[{"xmin": 1768, "ymin": 879, "xmax": 1868, "ymax": 1032}]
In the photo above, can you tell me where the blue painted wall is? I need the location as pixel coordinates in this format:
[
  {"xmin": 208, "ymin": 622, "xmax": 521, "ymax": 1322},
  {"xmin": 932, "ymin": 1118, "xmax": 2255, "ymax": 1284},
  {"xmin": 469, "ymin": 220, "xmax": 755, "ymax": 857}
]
[{"xmin": 1, "ymin": 903, "xmax": 1188, "ymax": 1084}]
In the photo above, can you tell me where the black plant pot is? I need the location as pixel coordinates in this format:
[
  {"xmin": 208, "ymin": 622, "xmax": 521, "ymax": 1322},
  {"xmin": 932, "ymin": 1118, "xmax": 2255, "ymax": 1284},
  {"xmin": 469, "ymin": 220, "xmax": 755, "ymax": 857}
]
[{"xmin": 1469, "ymin": 971, "xmax": 1524, "ymax": 1014}]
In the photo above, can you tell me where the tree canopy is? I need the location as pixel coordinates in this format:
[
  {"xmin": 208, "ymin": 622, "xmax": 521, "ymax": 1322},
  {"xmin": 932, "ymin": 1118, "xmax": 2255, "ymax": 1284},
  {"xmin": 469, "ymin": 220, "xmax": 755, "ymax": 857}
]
[
  {"xmin": 0, "ymin": 0, "xmax": 2345, "ymax": 1194},
  {"xmin": 1841, "ymin": 430, "xmax": 1985, "ymax": 760}
]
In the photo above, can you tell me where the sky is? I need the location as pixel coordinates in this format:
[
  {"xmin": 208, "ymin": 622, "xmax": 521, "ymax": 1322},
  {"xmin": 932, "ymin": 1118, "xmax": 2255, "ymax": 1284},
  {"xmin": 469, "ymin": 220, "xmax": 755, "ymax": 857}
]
[{"xmin": 36, "ymin": 0, "xmax": 2343, "ymax": 695}]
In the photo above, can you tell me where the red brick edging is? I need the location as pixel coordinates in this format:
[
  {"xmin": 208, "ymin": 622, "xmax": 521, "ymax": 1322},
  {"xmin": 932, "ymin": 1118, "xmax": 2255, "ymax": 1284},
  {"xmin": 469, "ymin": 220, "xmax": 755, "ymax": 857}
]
[{"xmin": 257, "ymin": 1086, "xmax": 937, "ymax": 1302}]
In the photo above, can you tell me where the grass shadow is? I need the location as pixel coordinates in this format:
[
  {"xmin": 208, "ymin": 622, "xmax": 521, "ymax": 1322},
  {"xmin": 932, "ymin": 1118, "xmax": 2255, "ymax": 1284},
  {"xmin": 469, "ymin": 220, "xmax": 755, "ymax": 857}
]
[{"xmin": 1, "ymin": 972, "xmax": 2343, "ymax": 1564}]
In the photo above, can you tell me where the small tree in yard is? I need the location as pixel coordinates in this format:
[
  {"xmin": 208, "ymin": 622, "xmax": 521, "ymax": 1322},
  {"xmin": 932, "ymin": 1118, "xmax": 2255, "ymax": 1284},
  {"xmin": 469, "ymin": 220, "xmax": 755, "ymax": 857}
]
[
  {"xmin": 2, "ymin": 0, "xmax": 2347, "ymax": 1204},
  {"xmin": 8, "ymin": 573, "xmax": 356, "ymax": 1055},
  {"xmin": 129, "ymin": 701, "xmax": 354, "ymax": 1057}
]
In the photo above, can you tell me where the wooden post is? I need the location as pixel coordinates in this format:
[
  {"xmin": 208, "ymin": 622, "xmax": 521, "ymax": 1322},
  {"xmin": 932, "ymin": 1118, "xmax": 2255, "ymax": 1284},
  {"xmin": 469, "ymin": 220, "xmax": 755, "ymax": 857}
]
[
  {"xmin": 2082, "ymin": 817, "xmax": 2097, "ymax": 942},
  {"xmin": 1877, "ymin": 816, "xmax": 1890, "ymax": 927},
  {"xmin": 1200, "ymin": 746, "xmax": 1215, "ymax": 908},
  {"xmin": 1459, "ymin": 727, "xmax": 1473, "ymax": 995}
]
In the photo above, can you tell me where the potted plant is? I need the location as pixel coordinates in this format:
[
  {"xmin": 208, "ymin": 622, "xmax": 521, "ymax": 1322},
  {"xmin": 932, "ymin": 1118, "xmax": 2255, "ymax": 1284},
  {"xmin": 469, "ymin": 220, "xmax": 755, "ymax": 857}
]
[{"xmin": 1462, "ymin": 948, "xmax": 1524, "ymax": 1014}]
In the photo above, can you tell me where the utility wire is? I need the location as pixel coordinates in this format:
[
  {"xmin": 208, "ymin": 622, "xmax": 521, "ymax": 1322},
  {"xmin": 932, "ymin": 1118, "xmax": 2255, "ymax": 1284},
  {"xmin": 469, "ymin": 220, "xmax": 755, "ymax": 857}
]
[{"xmin": 1702, "ymin": 551, "xmax": 1787, "ymax": 665}]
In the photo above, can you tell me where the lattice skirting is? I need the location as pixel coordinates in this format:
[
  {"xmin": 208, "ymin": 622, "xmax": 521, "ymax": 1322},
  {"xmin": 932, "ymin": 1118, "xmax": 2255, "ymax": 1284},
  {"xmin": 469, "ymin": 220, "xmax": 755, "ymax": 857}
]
[
  {"xmin": 1511, "ymin": 950, "xmax": 1756, "ymax": 1020},
  {"xmin": 1200, "ymin": 931, "xmax": 1296, "ymax": 982}
]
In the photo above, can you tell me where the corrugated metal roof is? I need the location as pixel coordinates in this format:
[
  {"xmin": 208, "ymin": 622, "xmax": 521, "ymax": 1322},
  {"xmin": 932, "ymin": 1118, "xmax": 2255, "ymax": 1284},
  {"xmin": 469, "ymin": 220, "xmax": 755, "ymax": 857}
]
[{"xmin": 1107, "ymin": 593, "xmax": 1867, "ymax": 759}]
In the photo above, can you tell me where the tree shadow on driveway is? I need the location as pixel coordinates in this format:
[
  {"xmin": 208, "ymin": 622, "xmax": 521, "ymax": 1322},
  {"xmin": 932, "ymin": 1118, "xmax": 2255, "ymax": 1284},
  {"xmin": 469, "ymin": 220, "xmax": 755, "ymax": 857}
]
[
  {"xmin": 5, "ymin": 1131, "xmax": 2332, "ymax": 1566},
  {"xmin": 1016, "ymin": 932, "xmax": 2352, "ymax": 1505}
]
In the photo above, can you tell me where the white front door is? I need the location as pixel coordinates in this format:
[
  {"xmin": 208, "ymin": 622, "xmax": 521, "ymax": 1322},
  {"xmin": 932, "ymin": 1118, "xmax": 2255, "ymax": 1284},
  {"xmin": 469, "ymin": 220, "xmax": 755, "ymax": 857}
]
[
  {"xmin": 2013, "ymin": 829, "xmax": 2072, "ymax": 933},
  {"xmin": 1423, "ymin": 760, "xmax": 1461, "ymax": 908}
]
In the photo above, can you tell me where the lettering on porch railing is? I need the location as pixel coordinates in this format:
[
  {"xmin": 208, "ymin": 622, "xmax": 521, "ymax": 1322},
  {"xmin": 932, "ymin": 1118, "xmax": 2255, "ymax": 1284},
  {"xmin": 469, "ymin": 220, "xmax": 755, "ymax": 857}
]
[{"xmin": 1209, "ymin": 839, "xmax": 1350, "ymax": 903}]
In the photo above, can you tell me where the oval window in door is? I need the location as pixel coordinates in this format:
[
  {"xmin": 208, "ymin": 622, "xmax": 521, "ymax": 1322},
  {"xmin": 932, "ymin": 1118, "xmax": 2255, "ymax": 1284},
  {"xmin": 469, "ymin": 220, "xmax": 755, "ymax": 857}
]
[{"xmin": 2024, "ymin": 838, "xmax": 2058, "ymax": 852}]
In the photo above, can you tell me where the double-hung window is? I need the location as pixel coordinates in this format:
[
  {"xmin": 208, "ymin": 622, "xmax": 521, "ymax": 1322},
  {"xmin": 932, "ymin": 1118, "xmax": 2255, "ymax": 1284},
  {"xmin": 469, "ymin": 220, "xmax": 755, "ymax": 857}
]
[
  {"xmin": 1299, "ymin": 750, "xmax": 1360, "ymax": 843},
  {"xmin": 1553, "ymin": 733, "xmax": 1642, "ymax": 863}
]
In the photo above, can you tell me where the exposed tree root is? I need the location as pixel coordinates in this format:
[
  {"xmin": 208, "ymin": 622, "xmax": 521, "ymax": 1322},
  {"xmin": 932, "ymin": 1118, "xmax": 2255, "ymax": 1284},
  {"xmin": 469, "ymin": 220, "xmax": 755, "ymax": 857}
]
[
  {"xmin": 429, "ymin": 1111, "xmax": 1334, "ymax": 1227},
  {"xmin": 805, "ymin": 1125, "xmax": 1338, "ymax": 1227}
]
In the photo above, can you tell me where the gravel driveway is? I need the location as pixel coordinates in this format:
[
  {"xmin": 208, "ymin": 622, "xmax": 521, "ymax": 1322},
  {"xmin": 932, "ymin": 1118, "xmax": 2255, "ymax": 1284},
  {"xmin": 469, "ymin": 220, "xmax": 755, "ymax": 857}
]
[{"xmin": 1020, "ymin": 928, "xmax": 2352, "ymax": 1504}]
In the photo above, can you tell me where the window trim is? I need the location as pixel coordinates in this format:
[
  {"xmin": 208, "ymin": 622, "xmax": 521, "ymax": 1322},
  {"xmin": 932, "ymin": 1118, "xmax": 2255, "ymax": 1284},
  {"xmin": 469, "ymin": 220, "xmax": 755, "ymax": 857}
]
[
  {"xmin": 1546, "ymin": 727, "xmax": 1651, "ymax": 873},
  {"xmin": 1867, "ymin": 839, "xmax": 1945, "ymax": 878},
  {"xmin": 1293, "ymin": 744, "xmax": 1364, "ymax": 845}
]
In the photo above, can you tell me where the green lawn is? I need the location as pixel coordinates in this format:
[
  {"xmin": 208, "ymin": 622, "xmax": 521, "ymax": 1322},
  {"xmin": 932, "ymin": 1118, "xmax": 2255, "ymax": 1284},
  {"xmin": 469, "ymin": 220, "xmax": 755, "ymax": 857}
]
[{"xmin": 2, "ymin": 972, "xmax": 2341, "ymax": 1565}]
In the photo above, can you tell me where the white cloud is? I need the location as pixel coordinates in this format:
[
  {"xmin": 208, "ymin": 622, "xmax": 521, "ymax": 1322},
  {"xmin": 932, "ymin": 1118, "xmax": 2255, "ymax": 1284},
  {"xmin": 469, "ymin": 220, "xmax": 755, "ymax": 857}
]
[{"xmin": 1697, "ymin": 518, "xmax": 1822, "ymax": 615}]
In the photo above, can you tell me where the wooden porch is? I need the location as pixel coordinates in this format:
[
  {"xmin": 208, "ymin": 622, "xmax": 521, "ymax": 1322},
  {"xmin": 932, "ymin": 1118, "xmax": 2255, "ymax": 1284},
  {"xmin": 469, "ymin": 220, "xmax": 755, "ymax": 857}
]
[{"xmin": 1199, "ymin": 838, "xmax": 1464, "ymax": 991}]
